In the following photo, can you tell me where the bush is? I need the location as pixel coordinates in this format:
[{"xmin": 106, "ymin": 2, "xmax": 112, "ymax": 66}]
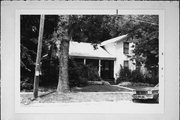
[
  {"xmin": 131, "ymin": 69, "xmax": 144, "ymax": 83},
  {"xmin": 116, "ymin": 66, "xmax": 158, "ymax": 85},
  {"xmin": 69, "ymin": 59, "xmax": 102, "ymax": 87},
  {"xmin": 116, "ymin": 66, "xmax": 133, "ymax": 83},
  {"xmin": 20, "ymin": 77, "xmax": 33, "ymax": 91},
  {"xmin": 20, "ymin": 58, "xmax": 102, "ymax": 90}
]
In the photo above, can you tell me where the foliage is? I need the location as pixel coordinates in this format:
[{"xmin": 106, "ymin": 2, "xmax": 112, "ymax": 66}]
[
  {"xmin": 117, "ymin": 66, "xmax": 133, "ymax": 82},
  {"xmin": 20, "ymin": 15, "xmax": 159, "ymax": 90},
  {"xmin": 116, "ymin": 66, "xmax": 158, "ymax": 85},
  {"xmin": 69, "ymin": 59, "xmax": 102, "ymax": 87},
  {"xmin": 20, "ymin": 15, "xmax": 59, "ymax": 80},
  {"xmin": 20, "ymin": 77, "xmax": 33, "ymax": 91},
  {"xmin": 20, "ymin": 15, "xmax": 113, "ymax": 90},
  {"xmin": 104, "ymin": 15, "xmax": 159, "ymax": 84},
  {"xmin": 103, "ymin": 15, "xmax": 159, "ymax": 72},
  {"xmin": 68, "ymin": 15, "xmax": 112, "ymax": 43}
]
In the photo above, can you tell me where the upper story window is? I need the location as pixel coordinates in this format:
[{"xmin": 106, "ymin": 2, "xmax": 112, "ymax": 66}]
[{"xmin": 123, "ymin": 42, "xmax": 129, "ymax": 54}]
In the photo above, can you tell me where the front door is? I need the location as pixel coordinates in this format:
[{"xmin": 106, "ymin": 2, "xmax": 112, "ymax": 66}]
[{"xmin": 101, "ymin": 60, "xmax": 114, "ymax": 79}]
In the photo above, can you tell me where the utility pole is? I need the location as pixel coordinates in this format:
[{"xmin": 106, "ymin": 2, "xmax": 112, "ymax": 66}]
[{"xmin": 33, "ymin": 15, "xmax": 45, "ymax": 99}]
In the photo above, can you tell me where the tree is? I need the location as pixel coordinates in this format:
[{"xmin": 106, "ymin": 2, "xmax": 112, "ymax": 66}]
[
  {"xmin": 21, "ymin": 15, "xmax": 110, "ymax": 92},
  {"xmin": 100, "ymin": 15, "xmax": 159, "ymax": 83},
  {"xmin": 55, "ymin": 15, "xmax": 71, "ymax": 92},
  {"xmin": 20, "ymin": 15, "xmax": 59, "ymax": 90},
  {"xmin": 132, "ymin": 16, "xmax": 159, "ymax": 82},
  {"xmin": 132, "ymin": 15, "xmax": 159, "ymax": 71},
  {"xmin": 54, "ymin": 15, "xmax": 112, "ymax": 92},
  {"xmin": 104, "ymin": 15, "xmax": 159, "ymax": 70}
]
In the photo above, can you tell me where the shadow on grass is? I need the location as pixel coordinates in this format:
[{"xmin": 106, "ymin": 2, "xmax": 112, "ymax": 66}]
[
  {"xmin": 39, "ymin": 91, "xmax": 56, "ymax": 98},
  {"xmin": 31, "ymin": 91, "xmax": 56, "ymax": 101}
]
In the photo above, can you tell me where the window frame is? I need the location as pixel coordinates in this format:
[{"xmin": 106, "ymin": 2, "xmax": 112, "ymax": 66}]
[{"xmin": 123, "ymin": 42, "xmax": 129, "ymax": 54}]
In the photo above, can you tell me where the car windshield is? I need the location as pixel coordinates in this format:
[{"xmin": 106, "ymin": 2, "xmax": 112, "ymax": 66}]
[
  {"xmin": 152, "ymin": 84, "xmax": 159, "ymax": 90},
  {"xmin": 155, "ymin": 84, "xmax": 159, "ymax": 87}
]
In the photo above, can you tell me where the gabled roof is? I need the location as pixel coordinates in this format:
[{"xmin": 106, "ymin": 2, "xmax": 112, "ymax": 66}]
[
  {"xmin": 69, "ymin": 41, "xmax": 116, "ymax": 59},
  {"xmin": 100, "ymin": 34, "xmax": 128, "ymax": 46},
  {"xmin": 69, "ymin": 34, "xmax": 128, "ymax": 59}
]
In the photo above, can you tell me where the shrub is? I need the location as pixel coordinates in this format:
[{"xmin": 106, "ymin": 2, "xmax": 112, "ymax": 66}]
[
  {"xmin": 20, "ymin": 58, "xmax": 102, "ymax": 90},
  {"xmin": 131, "ymin": 69, "xmax": 144, "ymax": 83},
  {"xmin": 69, "ymin": 59, "xmax": 102, "ymax": 87},
  {"xmin": 20, "ymin": 77, "xmax": 33, "ymax": 91},
  {"xmin": 116, "ymin": 66, "xmax": 158, "ymax": 85},
  {"xmin": 116, "ymin": 66, "xmax": 133, "ymax": 83}
]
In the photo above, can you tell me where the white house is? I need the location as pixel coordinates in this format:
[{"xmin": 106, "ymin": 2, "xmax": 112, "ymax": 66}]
[{"xmin": 69, "ymin": 34, "xmax": 136, "ymax": 83}]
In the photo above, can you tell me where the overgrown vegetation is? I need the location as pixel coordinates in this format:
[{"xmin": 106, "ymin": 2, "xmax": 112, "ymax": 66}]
[
  {"xmin": 116, "ymin": 66, "xmax": 158, "ymax": 85},
  {"xmin": 20, "ymin": 77, "xmax": 33, "ymax": 91},
  {"xmin": 20, "ymin": 59, "xmax": 102, "ymax": 91},
  {"xmin": 69, "ymin": 59, "xmax": 102, "ymax": 87}
]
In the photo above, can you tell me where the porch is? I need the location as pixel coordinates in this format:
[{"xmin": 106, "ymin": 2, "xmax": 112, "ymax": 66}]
[{"xmin": 70, "ymin": 57, "xmax": 115, "ymax": 83}]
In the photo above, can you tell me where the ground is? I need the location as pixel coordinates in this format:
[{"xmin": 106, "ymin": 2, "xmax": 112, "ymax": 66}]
[
  {"xmin": 21, "ymin": 84, "xmax": 134, "ymax": 105},
  {"xmin": 71, "ymin": 84, "xmax": 132, "ymax": 92},
  {"xmin": 20, "ymin": 82, "xmax": 159, "ymax": 105},
  {"xmin": 118, "ymin": 82, "xmax": 155, "ymax": 89}
]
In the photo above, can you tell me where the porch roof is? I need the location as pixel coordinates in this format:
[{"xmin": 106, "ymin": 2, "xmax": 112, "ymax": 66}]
[{"xmin": 69, "ymin": 41, "xmax": 116, "ymax": 60}]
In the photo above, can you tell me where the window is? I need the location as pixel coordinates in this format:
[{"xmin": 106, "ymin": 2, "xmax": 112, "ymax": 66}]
[
  {"xmin": 124, "ymin": 60, "xmax": 129, "ymax": 68},
  {"xmin": 123, "ymin": 42, "xmax": 129, "ymax": 54}
]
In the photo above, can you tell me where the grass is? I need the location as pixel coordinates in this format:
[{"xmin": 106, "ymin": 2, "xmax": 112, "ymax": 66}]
[
  {"xmin": 118, "ymin": 82, "xmax": 155, "ymax": 90},
  {"xmin": 71, "ymin": 84, "xmax": 132, "ymax": 92},
  {"xmin": 21, "ymin": 92, "xmax": 133, "ymax": 105},
  {"xmin": 20, "ymin": 84, "xmax": 133, "ymax": 105}
]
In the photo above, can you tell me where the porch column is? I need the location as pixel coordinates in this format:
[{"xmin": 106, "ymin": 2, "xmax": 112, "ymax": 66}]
[
  {"xmin": 98, "ymin": 59, "xmax": 101, "ymax": 77},
  {"xmin": 84, "ymin": 58, "xmax": 86, "ymax": 65}
]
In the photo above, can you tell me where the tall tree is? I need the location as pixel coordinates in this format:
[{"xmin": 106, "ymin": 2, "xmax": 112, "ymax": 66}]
[
  {"xmin": 55, "ymin": 15, "xmax": 71, "ymax": 92},
  {"xmin": 54, "ymin": 15, "xmax": 112, "ymax": 92},
  {"xmin": 104, "ymin": 15, "xmax": 159, "ymax": 71}
]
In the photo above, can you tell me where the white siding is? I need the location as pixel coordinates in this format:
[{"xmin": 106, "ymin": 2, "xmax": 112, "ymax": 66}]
[{"xmin": 103, "ymin": 40, "xmax": 136, "ymax": 80}]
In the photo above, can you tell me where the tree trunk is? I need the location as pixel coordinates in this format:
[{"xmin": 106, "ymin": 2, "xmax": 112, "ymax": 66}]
[
  {"xmin": 56, "ymin": 15, "xmax": 71, "ymax": 93},
  {"xmin": 57, "ymin": 39, "xmax": 70, "ymax": 92}
]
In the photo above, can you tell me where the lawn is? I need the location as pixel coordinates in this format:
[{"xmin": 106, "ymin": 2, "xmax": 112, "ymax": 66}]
[
  {"xmin": 118, "ymin": 82, "xmax": 155, "ymax": 90},
  {"xmin": 71, "ymin": 84, "xmax": 132, "ymax": 92},
  {"xmin": 20, "ymin": 84, "xmax": 134, "ymax": 105}
]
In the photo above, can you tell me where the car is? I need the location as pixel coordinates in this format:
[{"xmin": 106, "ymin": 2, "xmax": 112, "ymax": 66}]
[{"xmin": 132, "ymin": 84, "xmax": 159, "ymax": 103}]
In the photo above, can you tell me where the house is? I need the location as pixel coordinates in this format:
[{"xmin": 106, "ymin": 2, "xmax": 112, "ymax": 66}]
[{"xmin": 69, "ymin": 34, "xmax": 136, "ymax": 83}]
